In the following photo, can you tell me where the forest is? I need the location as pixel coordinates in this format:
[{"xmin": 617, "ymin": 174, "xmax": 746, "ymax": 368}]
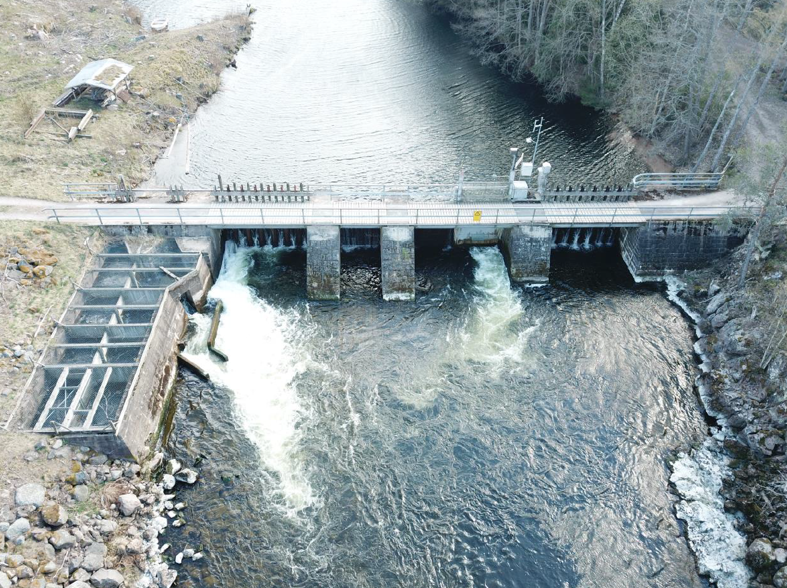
[{"xmin": 425, "ymin": 0, "xmax": 787, "ymax": 170}]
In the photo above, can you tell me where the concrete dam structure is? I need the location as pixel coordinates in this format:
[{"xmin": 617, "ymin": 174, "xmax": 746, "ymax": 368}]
[{"xmin": 6, "ymin": 236, "xmax": 216, "ymax": 459}]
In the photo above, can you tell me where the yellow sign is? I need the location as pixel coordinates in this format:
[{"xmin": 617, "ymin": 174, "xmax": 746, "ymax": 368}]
[{"xmin": 473, "ymin": 210, "xmax": 482, "ymax": 222}]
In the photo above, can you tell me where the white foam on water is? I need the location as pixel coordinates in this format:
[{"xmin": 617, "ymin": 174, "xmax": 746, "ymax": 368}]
[
  {"xmin": 182, "ymin": 242, "xmax": 316, "ymax": 513},
  {"xmin": 665, "ymin": 276, "xmax": 750, "ymax": 587},
  {"xmin": 448, "ymin": 247, "xmax": 537, "ymax": 370},
  {"xmin": 671, "ymin": 440, "xmax": 750, "ymax": 588}
]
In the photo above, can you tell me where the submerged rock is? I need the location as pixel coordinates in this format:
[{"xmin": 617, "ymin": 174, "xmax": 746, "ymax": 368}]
[{"xmin": 174, "ymin": 469, "xmax": 198, "ymax": 484}]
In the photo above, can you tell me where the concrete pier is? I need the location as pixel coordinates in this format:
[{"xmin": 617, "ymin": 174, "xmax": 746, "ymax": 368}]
[
  {"xmin": 620, "ymin": 221, "xmax": 745, "ymax": 281},
  {"xmin": 501, "ymin": 225, "xmax": 552, "ymax": 283},
  {"xmin": 307, "ymin": 226, "xmax": 341, "ymax": 300},
  {"xmin": 381, "ymin": 227, "xmax": 415, "ymax": 301}
]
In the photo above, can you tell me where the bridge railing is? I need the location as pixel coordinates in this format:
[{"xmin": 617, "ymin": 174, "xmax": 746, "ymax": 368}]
[
  {"xmin": 64, "ymin": 183, "xmax": 119, "ymax": 200},
  {"xmin": 632, "ymin": 172, "xmax": 725, "ymax": 191},
  {"xmin": 44, "ymin": 204, "xmax": 756, "ymax": 227}
]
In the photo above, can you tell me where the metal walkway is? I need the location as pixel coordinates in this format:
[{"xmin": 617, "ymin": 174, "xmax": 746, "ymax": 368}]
[{"xmin": 46, "ymin": 201, "xmax": 754, "ymax": 228}]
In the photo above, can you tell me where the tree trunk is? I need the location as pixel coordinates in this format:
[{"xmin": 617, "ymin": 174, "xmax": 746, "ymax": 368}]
[
  {"xmin": 730, "ymin": 25, "xmax": 787, "ymax": 150},
  {"xmin": 710, "ymin": 23, "xmax": 779, "ymax": 172},
  {"xmin": 739, "ymin": 154, "xmax": 787, "ymax": 288},
  {"xmin": 692, "ymin": 81, "xmax": 738, "ymax": 173}
]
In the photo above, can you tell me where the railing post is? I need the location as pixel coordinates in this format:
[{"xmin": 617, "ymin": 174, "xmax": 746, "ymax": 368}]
[
  {"xmin": 688, "ymin": 207, "xmax": 694, "ymax": 220},
  {"xmin": 96, "ymin": 209, "xmax": 103, "ymax": 226},
  {"xmin": 302, "ymin": 208, "xmax": 305, "ymax": 226},
  {"xmin": 609, "ymin": 208, "xmax": 617, "ymax": 227},
  {"xmin": 219, "ymin": 207, "xmax": 224, "ymax": 225},
  {"xmin": 53, "ymin": 209, "xmax": 60, "ymax": 224},
  {"xmin": 176, "ymin": 208, "xmax": 183, "ymax": 226},
  {"xmin": 136, "ymin": 209, "xmax": 143, "ymax": 226}
]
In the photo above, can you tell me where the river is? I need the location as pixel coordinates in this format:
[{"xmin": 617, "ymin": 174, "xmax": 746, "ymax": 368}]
[
  {"xmin": 127, "ymin": 0, "xmax": 749, "ymax": 586},
  {"xmin": 137, "ymin": 0, "xmax": 642, "ymax": 188}
]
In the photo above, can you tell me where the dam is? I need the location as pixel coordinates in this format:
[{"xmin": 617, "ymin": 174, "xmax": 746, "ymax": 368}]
[{"xmin": 48, "ymin": 171, "xmax": 749, "ymax": 300}]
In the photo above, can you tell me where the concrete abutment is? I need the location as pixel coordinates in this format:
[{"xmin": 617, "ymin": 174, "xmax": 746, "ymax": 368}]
[{"xmin": 620, "ymin": 220, "xmax": 745, "ymax": 281}]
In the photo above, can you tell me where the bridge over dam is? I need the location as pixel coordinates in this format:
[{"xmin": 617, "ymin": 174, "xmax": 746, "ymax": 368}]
[
  {"xmin": 47, "ymin": 194, "xmax": 753, "ymax": 300},
  {"xmin": 5, "ymin": 169, "xmax": 751, "ymax": 458}
]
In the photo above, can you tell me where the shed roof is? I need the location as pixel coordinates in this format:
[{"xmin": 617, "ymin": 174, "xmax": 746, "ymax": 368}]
[{"xmin": 65, "ymin": 59, "xmax": 134, "ymax": 92}]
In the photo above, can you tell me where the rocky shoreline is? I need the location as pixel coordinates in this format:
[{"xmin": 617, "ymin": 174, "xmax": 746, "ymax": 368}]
[
  {"xmin": 671, "ymin": 241, "xmax": 787, "ymax": 588},
  {"xmin": 1, "ymin": 440, "xmax": 201, "ymax": 588}
]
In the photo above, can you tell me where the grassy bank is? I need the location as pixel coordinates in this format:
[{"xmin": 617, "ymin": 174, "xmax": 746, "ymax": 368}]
[{"xmin": 0, "ymin": 0, "xmax": 251, "ymax": 201}]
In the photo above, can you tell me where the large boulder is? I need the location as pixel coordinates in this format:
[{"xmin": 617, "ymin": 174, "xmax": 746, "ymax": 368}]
[
  {"xmin": 41, "ymin": 504, "xmax": 68, "ymax": 527},
  {"xmin": 117, "ymin": 494, "xmax": 141, "ymax": 517},
  {"xmin": 5, "ymin": 517, "xmax": 30, "ymax": 542},
  {"xmin": 774, "ymin": 566, "xmax": 787, "ymax": 588},
  {"xmin": 49, "ymin": 529, "xmax": 76, "ymax": 550},
  {"xmin": 73, "ymin": 485, "xmax": 90, "ymax": 502},
  {"xmin": 157, "ymin": 568, "xmax": 177, "ymax": 588},
  {"xmin": 66, "ymin": 582, "xmax": 92, "ymax": 588},
  {"xmin": 174, "ymin": 469, "xmax": 198, "ymax": 484},
  {"xmin": 15, "ymin": 483, "xmax": 46, "ymax": 507},
  {"xmin": 90, "ymin": 569, "xmax": 124, "ymax": 588},
  {"xmin": 0, "ymin": 571, "xmax": 10, "ymax": 588},
  {"xmin": 746, "ymin": 538, "xmax": 776, "ymax": 572},
  {"xmin": 81, "ymin": 542, "xmax": 107, "ymax": 572}
]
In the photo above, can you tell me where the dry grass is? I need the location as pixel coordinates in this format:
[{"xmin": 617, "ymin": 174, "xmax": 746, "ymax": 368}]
[
  {"xmin": 0, "ymin": 0, "xmax": 252, "ymax": 201},
  {"xmin": 0, "ymin": 221, "xmax": 103, "ymax": 419}
]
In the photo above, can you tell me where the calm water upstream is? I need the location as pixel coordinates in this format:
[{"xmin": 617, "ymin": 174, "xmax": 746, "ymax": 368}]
[
  {"xmin": 137, "ymin": 0, "xmax": 643, "ymax": 187},
  {"xmin": 125, "ymin": 0, "xmax": 748, "ymax": 585}
]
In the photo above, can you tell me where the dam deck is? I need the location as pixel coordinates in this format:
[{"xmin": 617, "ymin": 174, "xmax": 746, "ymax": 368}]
[{"xmin": 46, "ymin": 200, "xmax": 752, "ymax": 228}]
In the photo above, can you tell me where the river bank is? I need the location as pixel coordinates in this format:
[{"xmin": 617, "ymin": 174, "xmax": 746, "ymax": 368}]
[
  {"xmin": 0, "ymin": 0, "xmax": 252, "ymax": 201},
  {"xmin": 1, "ymin": 437, "xmax": 201, "ymax": 588},
  {"xmin": 671, "ymin": 236, "xmax": 787, "ymax": 587}
]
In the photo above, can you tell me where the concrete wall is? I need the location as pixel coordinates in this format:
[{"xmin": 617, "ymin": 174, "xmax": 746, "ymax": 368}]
[
  {"xmin": 381, "ymin": 227, "xmax": 415, "ymax": 301},
  {"xmin": 306, "ymin": 226, "xmax": 341, "ymax": 300},
  {"xmin": 112, "ymin": 255, "xmax": 213, "ymax": 459},
  {"xmin": 500, "ymin": 225, "xmax": 552, "ymax": 283},
  {"xmin": 101, "ymin": 225, "xmax": 222, "ymax": 280},
  {"xmin": 620, "ymin": 221, "xmax": 745, "ymax": 281},
  {"xmin": 454, "ymin": 227, "xmax": 502, "ymax": 246}
]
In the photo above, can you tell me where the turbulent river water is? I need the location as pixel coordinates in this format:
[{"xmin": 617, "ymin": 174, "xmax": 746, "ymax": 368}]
[
  {"xmin": 126, "ymin": 0, "xmax": 751, "ymax": 585},
  {"xmin": 167, "ymin": 241, "xmax": 710, "ymax": 588}
]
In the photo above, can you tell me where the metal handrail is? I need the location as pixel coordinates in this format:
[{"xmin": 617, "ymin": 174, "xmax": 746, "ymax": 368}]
[
  {"xmin": 632, "ymin": 172, "xmax": 724, "ymax": 191},
  {"xmin": 44, "ymin": 204, "xmax": 757, "ymax": 228}
]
